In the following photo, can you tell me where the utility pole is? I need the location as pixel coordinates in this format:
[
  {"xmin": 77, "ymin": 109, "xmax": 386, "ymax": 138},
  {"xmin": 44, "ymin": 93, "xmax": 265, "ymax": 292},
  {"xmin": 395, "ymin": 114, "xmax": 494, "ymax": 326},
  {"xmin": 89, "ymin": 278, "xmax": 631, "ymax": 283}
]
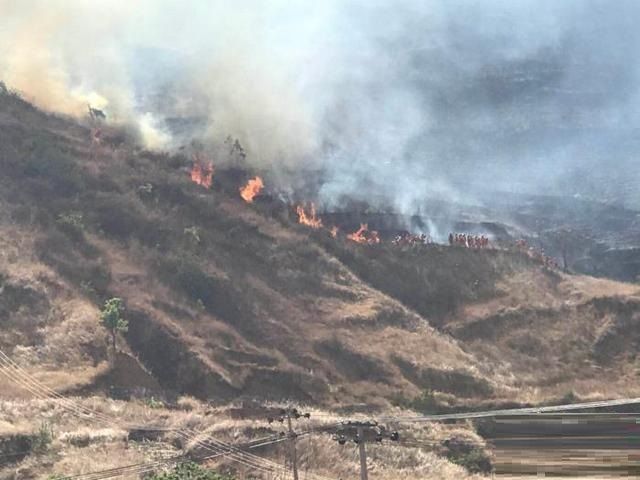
[
  {"xmin": 286, "ymin": 414, "xmax": 299, "ymax": 480},
  {"xmin": 267, "ymin": 407, "xmax": 311, "ymax": 480},
  {"xmin": 331, "ymin": 420, "xmax": 399, "ymax": 480},
  {"xmin": 357, "ymin": 426, "xmax": 368, "ymax": 480}
]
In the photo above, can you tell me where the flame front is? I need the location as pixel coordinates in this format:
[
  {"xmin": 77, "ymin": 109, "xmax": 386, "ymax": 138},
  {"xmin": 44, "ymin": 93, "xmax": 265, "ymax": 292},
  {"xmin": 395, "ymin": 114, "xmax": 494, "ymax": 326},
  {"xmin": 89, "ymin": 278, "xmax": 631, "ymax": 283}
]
[
  {"xmin": 190, "ymin": 162, "xmax": 214, "ymax": 188},
  {"xmin": 330, "ymin": 226, "xmax": 339, "ymax": 238},
  {"xmin": 347, "ymin": 223, "xmax": 380, "ymax": 244},
  {"xmin": 296, "ymin": 203, "xmax": 323, "ymax": 229},
  {"xmin": 240, "ymin": 176, "xmax": 264, "ymax": 203}
]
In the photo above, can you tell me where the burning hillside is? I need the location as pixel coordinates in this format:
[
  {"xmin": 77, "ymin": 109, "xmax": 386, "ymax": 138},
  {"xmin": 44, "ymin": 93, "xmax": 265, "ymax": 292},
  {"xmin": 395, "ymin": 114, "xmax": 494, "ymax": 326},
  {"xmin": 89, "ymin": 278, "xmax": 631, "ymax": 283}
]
[
  {"xmin": 5, "ymin": 2, "xmax": 640, "ymax": 478},
  {"xmin": 2, "ymin": 79, "xmax": 640, "ymax": 477}
]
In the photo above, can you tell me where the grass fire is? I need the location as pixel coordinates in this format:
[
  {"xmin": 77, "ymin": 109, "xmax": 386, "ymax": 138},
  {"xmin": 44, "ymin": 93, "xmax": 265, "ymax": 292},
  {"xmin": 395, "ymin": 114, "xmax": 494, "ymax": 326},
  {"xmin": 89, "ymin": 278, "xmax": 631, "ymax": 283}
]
[
  {"xmin": 190, "ymin": 156, "xmax": 214, "ymax": 188},
  {"xmin": 239, "ymin": 176, "xmax": 264, "ymax": 203},
  {"xmin": 296, "ymin": 203, "xmax": 323, "ymax": 229},
  {"xmin": 3, "ymin": 2, "xmax": 640, "ymax": 479},
  {"xmin": 347, "ymin": 223, "xmax": 380, "ymax": 244}
]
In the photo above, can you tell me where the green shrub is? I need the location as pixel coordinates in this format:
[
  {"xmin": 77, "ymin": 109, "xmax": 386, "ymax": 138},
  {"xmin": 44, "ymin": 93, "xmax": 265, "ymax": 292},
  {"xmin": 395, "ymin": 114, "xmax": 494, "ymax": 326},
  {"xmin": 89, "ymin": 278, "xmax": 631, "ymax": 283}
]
[
  {"xmin": 447, "ymin": 447, "xmax": 493, "ymax": 474},
  {"xmin": 33, "ymin": 421, "xmax": 54, "ymax": 453},
  {"xmin": 146, "ymin": 462, "xmax": 235, "ymax": 480}
]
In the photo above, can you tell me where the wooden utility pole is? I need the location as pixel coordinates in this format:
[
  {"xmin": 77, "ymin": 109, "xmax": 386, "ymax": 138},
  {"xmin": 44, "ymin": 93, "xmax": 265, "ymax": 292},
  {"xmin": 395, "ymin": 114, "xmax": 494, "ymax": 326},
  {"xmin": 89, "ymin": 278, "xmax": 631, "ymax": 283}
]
[
  {"xmin": 287, "ymin": 414, "xmax": 299, "ymax": 480},
  {"xmin": 357, "ymin": 426, "xmax": 368, "ymax": 480},
  {"xmin": 266, "ymin": 407, "xmax": 311, "ymax": 480},
  {"xmin": 331, "ymin": 420, "xmax": 399, "ymax": 480}
]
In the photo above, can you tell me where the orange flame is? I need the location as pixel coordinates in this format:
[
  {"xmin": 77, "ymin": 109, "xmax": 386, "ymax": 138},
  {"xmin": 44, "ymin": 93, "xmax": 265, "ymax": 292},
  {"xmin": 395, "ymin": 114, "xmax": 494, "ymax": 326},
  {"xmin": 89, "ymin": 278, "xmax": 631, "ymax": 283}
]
[
  {"xmin": 347, "ymin": 223, "xmax": 380, "ymax": 245},
  {"xmin": 330, "ymin": 226, "xmax": 339, "ymax": 238},
  {"xmin": 347, "ymin": 223, "xmax": 368, "ymax": 243},
  {"xmin": 239, "ymin": 176, "xmax": 264, "ymax": 203},
  {"xmin": 296, "ymin": 203, "xmax": 323, "ymax": 229},
  {"xmin": 190, "ymin": 162, "xmax": 214, "ymax": 188},
  {"xmin": 190, "ymin": 153, "xmax": 214, "ymax": 188}
]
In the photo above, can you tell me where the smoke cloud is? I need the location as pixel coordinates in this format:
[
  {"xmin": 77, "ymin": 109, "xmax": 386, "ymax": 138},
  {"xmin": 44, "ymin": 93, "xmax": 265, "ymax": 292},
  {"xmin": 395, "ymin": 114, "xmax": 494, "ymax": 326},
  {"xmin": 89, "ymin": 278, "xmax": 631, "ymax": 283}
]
[{"xmin": 2, "ymin": 0, "xmax": 639, "ymax": 210}]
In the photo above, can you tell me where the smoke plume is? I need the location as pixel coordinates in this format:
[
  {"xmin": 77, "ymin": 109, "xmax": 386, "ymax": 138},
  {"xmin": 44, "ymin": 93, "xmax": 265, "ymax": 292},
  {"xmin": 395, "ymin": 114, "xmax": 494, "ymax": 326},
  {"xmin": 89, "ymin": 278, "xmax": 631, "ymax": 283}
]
[{"xmin": 2, "ymin": 0, "xmax": 639, "ymax": 210}]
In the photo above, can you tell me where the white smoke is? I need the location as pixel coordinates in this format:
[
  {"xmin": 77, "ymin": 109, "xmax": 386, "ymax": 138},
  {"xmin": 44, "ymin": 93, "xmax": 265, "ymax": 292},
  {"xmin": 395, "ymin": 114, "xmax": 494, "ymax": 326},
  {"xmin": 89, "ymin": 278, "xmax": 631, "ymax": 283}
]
[{"xmin": 2, "ymin": 0, "xmax": 640, "ymax": 209}]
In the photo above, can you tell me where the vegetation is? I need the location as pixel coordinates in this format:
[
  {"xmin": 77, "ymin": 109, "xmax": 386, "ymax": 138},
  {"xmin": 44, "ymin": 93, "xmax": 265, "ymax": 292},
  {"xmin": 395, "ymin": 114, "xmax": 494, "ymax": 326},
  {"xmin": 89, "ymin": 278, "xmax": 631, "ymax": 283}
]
[
  {"xmin": 146, "ymin": 462, "xmax": 235, "ymax": 480},
  {"xmin": 100, "ymin": 297, "xmax": 128, "ymax": 351},
  {"xmin": 446, "ymin": 446, "xmax": 493, "ymax": 474},
  {"xmin": 145, "ymin": 396, "xmax": 165, "ymax": 409},
  {"xmin": 33, "ymin": 421, "xmax": 54, "ymax": 453},
  {"xmin": 392, "ymin": 389, "xmax": 448, "ymax": 414},
  {"xmin": 320, "ymin": 237, "xmax": 513, "ymax": 320},
  {"xmin": 56, "ymin": 212, "xmax": 85, "ymax": 241},
  {"xmin": 3, "ymin": 84, "xmax": 640, "ymax": 480}
]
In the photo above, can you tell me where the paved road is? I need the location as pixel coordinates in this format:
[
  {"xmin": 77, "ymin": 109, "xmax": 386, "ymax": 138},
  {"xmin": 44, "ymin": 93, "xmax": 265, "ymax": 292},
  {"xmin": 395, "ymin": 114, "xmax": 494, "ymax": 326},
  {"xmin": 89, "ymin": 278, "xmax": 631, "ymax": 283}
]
[{"xmin": 480, "ymin": 414, "xmax": 640, "ymax": 477}]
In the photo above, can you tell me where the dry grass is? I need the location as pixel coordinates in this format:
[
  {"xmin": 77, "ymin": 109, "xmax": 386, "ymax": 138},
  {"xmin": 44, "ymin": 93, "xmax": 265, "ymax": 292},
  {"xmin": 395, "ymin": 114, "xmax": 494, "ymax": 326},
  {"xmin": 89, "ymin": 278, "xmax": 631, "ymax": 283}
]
[
  {"xmin": 3, "ymin": 84, "xmax": 640, "ymax": 478},
  {"xmin": 445, "ymin": 267, "xmax": 640, "ymax": 402},
  {"xmin": 4, "ymin": 84, "xmax": 640, "ymax": 410},
  {"xmin": 0, "ymin": 397, "xmax": 488, "ymax": 479}
]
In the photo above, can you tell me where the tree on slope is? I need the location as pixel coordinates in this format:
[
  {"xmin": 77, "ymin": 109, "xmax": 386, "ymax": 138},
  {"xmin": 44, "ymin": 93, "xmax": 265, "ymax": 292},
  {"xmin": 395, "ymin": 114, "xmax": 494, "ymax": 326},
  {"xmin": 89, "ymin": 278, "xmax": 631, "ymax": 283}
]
[{"xmin": 100, "ymin": 297, "xmax": 128, "ymax": 351}]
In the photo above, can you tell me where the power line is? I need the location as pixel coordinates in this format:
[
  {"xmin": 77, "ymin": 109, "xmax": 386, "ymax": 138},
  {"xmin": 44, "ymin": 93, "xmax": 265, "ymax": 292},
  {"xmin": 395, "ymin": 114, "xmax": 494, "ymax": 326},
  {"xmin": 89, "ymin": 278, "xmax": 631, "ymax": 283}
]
[
  {"xmin": 0, "ymin": 351, "xmax": 335, "ymax": 479},
  {"xmin": 8, "ymin": 344, "xmax": 639, "ymax": 478},
  {"xmin": 0, "ymin": 350, "xmax": 334, "ymax": 479},
  {"xmin": 377, "ymin": 397, "xmax": 640, "ymax": 423},
  {"xmin": 65, "ymin": 428, "xmax": 338, "ymax": 480},
  {"xmin": 62, "ymin": 436, "xmax": 291, "ymax": 480}
]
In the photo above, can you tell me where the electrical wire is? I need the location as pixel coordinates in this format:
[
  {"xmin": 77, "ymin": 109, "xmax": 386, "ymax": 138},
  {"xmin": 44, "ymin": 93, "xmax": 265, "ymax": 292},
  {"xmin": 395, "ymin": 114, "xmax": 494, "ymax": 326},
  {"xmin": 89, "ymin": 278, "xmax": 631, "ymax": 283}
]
[
  {"xmin": 0, "ymin": 349, "xmax": 334, "ymax": 479},
  {"xmin": 62, "ymin": 436, "xmax": 291, "ymax": 480},
  {"xmin": 377, "ymin": 397, "xmax": 640, "ymax": 423}
]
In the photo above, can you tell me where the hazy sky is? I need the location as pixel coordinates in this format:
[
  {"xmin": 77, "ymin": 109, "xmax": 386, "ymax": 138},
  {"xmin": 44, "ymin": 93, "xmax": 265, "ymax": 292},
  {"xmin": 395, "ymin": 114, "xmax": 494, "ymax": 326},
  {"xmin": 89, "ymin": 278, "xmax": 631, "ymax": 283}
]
[{"xmin": 1, "ymin": 0, "xmax": 639, "ymax": 210}]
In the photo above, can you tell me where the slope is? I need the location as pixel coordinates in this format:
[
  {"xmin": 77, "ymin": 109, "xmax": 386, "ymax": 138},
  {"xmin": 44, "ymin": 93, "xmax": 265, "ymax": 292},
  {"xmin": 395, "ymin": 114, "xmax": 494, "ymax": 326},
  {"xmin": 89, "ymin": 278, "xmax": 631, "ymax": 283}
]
[
  {"xmin": 0, "ymin": 88, "xmax": 495, "ymax": 405},
  {"xmin": 2, "ymin": 86, "xmax": 640, "ymax": 411}
]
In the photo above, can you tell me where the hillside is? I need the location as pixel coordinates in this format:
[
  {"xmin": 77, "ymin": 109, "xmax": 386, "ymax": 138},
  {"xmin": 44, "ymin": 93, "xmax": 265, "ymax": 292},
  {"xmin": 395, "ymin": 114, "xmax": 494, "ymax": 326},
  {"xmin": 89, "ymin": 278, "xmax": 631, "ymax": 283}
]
[
  {"xmin": 0, "ymin": 88, "xmax": 490, "ymax": 406},
  {"xmin": 3, "ymin": 86, "xmax": 640, "ymax": 480},
  {"xmin": 2, "ymin": 87, "xmax": 640, "ymax": 410}
]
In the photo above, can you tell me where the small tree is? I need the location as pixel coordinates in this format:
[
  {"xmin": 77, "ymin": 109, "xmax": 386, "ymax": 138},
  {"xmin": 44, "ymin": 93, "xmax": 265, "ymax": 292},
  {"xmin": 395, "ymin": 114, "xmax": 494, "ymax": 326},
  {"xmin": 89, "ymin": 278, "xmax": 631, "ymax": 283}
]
[
  {"xmin": 33, "ymin": 421, "xmax": 54, "ymax": 453},
  {"xmin": 100, "ymin": 297, "xmax": 128, "ymax": 351}
]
